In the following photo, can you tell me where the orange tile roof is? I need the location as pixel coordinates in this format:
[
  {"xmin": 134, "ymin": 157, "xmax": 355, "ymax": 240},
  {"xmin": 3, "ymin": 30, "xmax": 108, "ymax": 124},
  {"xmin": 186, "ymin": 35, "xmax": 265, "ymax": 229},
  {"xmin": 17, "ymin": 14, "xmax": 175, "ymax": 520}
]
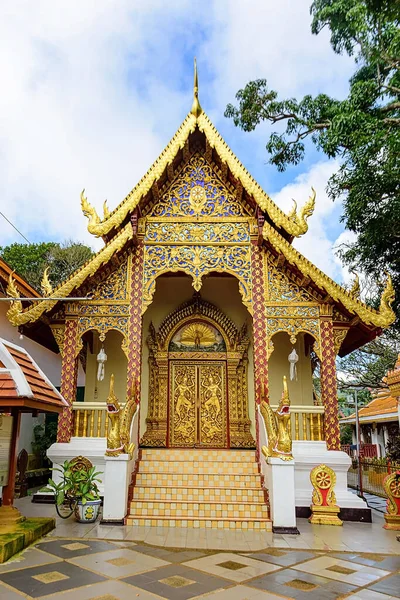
[
  {"xmin": 358, "ymin": 394, "xmax": 398, "ymax": 418},
  {"xmin": 0, "ymin": 338, "xmax": 67, "ymax": 412},
  {"xmin": 0, "ymin": 257, "xmax": 39, "ymax": 298}
]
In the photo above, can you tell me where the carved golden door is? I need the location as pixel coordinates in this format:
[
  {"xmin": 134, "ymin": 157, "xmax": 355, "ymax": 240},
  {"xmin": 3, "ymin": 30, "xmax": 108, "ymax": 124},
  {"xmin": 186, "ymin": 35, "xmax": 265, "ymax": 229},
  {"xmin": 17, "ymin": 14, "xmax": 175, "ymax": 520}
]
[{"xmin": 169, "ymin": 361, "xmax": 228, "ymax": 448}]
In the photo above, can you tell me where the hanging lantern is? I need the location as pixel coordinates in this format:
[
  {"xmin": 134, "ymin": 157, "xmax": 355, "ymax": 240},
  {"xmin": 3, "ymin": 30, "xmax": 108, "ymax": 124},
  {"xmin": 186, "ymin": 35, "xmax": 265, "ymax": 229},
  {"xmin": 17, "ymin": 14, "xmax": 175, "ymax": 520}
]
[
  {"xmin": 97, "ymin": 346, "xmax": 107, "ymax": 381},
  {"xmin": 288, "ymin": 348, "xmax": 299, "ymax": 381}
]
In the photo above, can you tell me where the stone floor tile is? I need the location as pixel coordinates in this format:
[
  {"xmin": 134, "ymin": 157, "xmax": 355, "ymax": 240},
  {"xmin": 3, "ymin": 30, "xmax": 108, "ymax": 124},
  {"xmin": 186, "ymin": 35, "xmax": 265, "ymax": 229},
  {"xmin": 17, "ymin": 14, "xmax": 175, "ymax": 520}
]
[
  {"xmin": 368, "ymin": 573, "xmax": 400, "ymax": 597},
  {"xmin": 243, "ymin": 549, "xmax": 319, "ymax": 567},
  {"xmin": 122, "ymin": 563, "xmax": 228, "ymax": 600},
  {"xmin": 0, "ymin": 561, "xmax": 106, "ymax": 598},
  {"xmin": 248, "ymin": 567, "xmax": 357, "ymax": 600},
  {"xmin": 36, "ymin": 538, "xmax": 118, "ymax": 558},
  {"xmin": 0, "ymin": 548, "xmax": 62, "ymax": 573},
  {"xmin": 346, "ymin": 590, "xmax": 397, "ymax": 600},
  {"xmin": 330, "ymin": 552, "xmax": 400, "ymax": 571},
  {"xmin": 68, "ymin": 547, "xmax": 170, "ymax": 578},
  {"xmin": 196, "ymin": 584, "xmax": 287, "ymax": 599},
  {"xmin": 0, "ymin": 582, "xmax": 27, "ymax": 599},
  {"xmin": 182, "ymin": 552, "xmax": 280, "ymax": 583},
  {"xmin": 39, "ymin": 579, "xmax": 162, "ymax": 600},
  {"xmin": 293, "ymin": 555, "xmax": 390, "ymax": 587}
]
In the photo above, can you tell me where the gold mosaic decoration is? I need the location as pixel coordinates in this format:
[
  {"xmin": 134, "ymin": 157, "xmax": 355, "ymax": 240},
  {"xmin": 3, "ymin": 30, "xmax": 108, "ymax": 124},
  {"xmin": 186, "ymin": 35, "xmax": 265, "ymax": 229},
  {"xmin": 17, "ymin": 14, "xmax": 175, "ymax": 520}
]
[
  {"xmin": 146, "ymin": 154, "xmax": 249, "ymax": 218},
  {"xmin": 142, "ymin": 244, "xmax": 252, "ymax": 314}
]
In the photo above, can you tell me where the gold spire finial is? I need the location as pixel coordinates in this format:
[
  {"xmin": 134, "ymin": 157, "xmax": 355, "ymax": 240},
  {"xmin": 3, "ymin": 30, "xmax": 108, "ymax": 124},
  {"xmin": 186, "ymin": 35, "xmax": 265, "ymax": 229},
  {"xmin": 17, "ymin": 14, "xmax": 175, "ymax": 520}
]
[{"xmin": 191, "ymin": 57, "xmax": 202, "ymax": 118}]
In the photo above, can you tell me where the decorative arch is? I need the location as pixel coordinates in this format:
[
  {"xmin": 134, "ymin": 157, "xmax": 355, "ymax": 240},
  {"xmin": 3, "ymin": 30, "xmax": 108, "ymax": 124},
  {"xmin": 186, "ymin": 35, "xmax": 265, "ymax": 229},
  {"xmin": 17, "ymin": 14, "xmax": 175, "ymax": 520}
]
[
  {"xmin": 156, "ymin": 294, "xmax": 242, "ymax": 351},
  {"xmin": 142, "ymin": 247, "xmax": 253, "ymax": 315},
  {"xmin": 141, "ymin": 294, "xmax": 254, "ymax": 449},
  {"xmin": 267, "ymin": 329, "xmax": 321, "ymax": 361}
]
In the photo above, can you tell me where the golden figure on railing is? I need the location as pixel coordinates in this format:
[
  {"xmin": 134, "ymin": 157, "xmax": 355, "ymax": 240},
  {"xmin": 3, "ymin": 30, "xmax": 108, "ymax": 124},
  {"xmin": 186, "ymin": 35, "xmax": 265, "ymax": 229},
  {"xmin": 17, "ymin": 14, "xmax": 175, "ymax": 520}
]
[
  {"xmin": 260, "ymin": 376, "xmax": 293, "ymax": 461},
  {"xmin": 105, "ymin": 374, "xmax": 138, "ymax": 458}
]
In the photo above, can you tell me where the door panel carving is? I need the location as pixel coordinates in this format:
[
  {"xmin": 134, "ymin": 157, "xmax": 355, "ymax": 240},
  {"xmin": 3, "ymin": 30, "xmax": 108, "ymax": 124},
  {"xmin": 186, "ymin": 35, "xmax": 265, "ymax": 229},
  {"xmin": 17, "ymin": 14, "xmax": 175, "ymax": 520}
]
[
  {"xmin": 199, "ymin": 363, "xmax": 226, "ymax": 447},
  {"xmin": 169, "ymin": 361, "xmax": 227, "ymax": 448},
  {"xmin": 170, "ymin": 363, "xmax": 196, "ymax": 447}
]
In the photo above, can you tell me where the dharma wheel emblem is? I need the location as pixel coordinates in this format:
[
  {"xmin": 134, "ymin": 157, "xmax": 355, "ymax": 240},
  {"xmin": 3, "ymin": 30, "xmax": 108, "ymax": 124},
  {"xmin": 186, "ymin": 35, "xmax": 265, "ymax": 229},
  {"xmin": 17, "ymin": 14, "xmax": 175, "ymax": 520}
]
[{"xmin": 189, "ymin": 185, "xmax": 207, "ymax": 213}]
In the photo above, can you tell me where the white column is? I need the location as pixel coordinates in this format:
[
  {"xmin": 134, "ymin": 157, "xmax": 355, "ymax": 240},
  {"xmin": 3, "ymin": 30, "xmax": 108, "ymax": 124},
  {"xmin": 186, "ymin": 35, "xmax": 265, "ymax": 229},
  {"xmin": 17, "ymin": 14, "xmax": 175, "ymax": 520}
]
[
  {"xmin": 371, "ymin": 425, "xmax": 380, "ymax": 458},
  {"xmin": 267, "ymin": 458, "xmax": 297, "ymax": 531},
  {"xmin": 102, "ymin": 454, "xmax": 134, "ymax": 522}
]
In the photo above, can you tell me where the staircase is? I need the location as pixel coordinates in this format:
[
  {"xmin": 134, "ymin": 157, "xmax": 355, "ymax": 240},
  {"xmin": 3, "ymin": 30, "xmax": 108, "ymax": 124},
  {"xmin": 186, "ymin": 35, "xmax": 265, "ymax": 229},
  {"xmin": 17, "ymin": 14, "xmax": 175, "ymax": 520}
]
[{"xmin": 126, "ymin": 449, "xmax": 272, "ymax": 530}]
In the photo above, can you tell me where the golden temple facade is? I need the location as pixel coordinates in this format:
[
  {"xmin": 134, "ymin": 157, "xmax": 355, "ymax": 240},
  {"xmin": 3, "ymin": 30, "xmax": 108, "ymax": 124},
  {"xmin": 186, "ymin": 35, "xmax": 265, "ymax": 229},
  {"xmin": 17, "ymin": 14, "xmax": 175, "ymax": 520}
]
[{"xmin": 6, "ymin": 64, "xmax": 395, "ymax": 528}]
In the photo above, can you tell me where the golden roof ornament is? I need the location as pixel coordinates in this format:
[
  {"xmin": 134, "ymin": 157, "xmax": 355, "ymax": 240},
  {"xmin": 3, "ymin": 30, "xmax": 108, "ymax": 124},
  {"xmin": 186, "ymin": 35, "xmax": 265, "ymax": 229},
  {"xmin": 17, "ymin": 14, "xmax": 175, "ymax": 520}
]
[
  {"xmin": 41, "ymin": 267, "xmax": 53, "ymax": 297},
  {"xmin": 190, "ymin": 57, "xmax": 202, "ymax": 118}
]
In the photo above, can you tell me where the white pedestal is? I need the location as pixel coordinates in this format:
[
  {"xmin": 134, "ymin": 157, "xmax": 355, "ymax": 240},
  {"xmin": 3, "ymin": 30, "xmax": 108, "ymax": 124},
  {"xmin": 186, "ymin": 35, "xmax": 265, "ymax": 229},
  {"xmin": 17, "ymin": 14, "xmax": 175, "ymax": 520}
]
[
  {"xmin": 267, "ymin": 457, "xmax": 297, "ymax": 532},
  {"xmin": 102, "ymin": 454, "xmax": 134, "ymax": 523},
  {"xmin": 47, "ymin": 437, "xmax": 107, "ymax": 495},
  {"xmin": 293, "ymin": 441, "xmax": 369, "ymax": 519}
]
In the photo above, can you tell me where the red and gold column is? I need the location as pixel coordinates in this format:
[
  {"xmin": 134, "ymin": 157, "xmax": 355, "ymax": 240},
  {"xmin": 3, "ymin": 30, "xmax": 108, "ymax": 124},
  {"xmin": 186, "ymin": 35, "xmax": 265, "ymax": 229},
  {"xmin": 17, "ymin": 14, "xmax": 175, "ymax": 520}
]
[
  {"xmin": 57, "ymin": 319, "xmax": 79, "ymax": 443},
  {"xmin": 320, "ymin": 307, "xmax": 341, "ymax": 450},
  {"xmin": 250, "ymin": 244, "xmax": 269, "ymax": 404},
  {"xmin": 127, "ymin": 241, "xmax": 144, "ymax": 394}
]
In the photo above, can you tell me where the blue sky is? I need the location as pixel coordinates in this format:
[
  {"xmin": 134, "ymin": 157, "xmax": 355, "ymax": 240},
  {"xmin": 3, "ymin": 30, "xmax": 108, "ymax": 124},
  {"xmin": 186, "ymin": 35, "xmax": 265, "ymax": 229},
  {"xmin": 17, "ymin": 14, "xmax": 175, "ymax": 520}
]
[{"xmin": 0, "ymin": 1, "xmax": 357, "ymax": 283}]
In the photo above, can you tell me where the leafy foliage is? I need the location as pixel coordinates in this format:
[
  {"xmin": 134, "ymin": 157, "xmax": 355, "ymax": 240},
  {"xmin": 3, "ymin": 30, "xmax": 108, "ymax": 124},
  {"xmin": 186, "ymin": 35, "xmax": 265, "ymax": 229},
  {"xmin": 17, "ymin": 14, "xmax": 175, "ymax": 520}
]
[
  {"xmin": 386, "ymin": 434, "xmax": 400, "ymax": 462},
  {"xmin": 31, "ymin": 422, "xmax": 57, "ymax": 460},
  {"xmin": 337, "ymin": 331, "xmax": 400, "ymax": 389},
  {"xmin": 340, "ymin": 423, "xmax": 353, "ymax": 444},
  {"xmin": 0, "ymin": 240, "xmax": 94, "ymax": 291},
  {"xmin": 225, "ymin": 0, "xmax": 400, "ymax": 327},
  {"xmin": 44, "ymin": 460, "xmax": 102, "ymax": 506}
]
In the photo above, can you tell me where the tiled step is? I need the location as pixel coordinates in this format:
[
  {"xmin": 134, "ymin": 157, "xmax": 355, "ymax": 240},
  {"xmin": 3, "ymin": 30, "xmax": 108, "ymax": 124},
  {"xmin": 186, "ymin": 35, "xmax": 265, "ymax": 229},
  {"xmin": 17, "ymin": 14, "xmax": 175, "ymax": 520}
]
[
  {"xmin": 135, "ymin": 472, "xmax": 261, "ymax": 488},
  {"xmin": 129, "ymin": 500, "xmax": 269, "ymax": 519},
  {"xmin": 131, "ymin": 486, "xmax": 266, "ymax": 503},
  {"xmin": 126, "ymin": 516, "xmax": 272, "ymax": 530},
  {"xmin": 127, "ymin": 448, "xmax": 271, "ymax": 530},
  {"xmin": 140, "ymin": 449, "xmax": 256, "ymax": 463},
  {"xmin": 138, "ymin": 460, "xmax": 259, "ymax": 475}
]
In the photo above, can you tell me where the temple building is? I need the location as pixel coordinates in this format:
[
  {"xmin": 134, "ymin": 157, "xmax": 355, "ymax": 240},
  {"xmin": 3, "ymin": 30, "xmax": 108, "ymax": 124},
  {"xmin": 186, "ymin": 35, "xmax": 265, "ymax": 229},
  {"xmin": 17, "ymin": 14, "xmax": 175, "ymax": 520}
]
[{"xmin": 6, "ymin": 66, "xmax": 395, "ymax": 530}]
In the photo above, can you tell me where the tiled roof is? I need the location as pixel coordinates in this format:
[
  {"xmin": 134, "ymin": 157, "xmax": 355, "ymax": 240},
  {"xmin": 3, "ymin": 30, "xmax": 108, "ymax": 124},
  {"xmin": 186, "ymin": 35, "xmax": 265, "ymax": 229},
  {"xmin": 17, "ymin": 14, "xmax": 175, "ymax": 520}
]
[
  {"xmin": 340, "ymin": 387, "xmax": 398, "ymax": 424},
  {"xmin": 0, "ymin": 257, "xmax": 39, "ymax": 298},
  {"xmin": 0, "ymin": 338, "xmax": 66, "ymax": 411}
]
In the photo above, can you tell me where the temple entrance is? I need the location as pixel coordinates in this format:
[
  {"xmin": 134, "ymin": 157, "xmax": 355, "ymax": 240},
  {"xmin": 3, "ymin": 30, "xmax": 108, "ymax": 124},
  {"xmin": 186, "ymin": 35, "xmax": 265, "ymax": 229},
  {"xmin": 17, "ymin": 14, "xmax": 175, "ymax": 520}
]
[
  {"xmin": 169, "ymin": 360, "xmax": 228, "ymax": 448},
  {"xmin": 141, "ymin": 291, "xmax": 255, "ymax": 449}
]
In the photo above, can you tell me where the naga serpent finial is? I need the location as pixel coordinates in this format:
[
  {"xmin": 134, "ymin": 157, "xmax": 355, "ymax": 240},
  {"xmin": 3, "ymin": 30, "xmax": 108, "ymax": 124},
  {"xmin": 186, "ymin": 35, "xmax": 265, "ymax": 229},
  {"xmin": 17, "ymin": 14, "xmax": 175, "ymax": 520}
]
[
  {"xmin": 379, "ymin": 272, "xmax": 396, "ymax": 327},
  {"xmin": 6, "ymin": 273, "xmax": 23, "ymax": 327},
  {"xmin": 41, "ymin": 267, "xmax": 53, "ymax": 297},
  {"xmin": 81, "ymin": 189, "xmax": 101, "ymax": 233},
  {"xmin": 350, "ymin": 273, "xmax": 360, "ymax": 299}
]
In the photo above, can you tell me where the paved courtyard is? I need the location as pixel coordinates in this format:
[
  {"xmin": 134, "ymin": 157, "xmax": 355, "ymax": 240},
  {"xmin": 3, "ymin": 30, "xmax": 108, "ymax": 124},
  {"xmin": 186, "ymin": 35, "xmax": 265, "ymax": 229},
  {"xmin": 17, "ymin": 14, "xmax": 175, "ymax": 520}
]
[{"xmin": 0, "ymin": 496, "xmax": 398, "ymax": 599}]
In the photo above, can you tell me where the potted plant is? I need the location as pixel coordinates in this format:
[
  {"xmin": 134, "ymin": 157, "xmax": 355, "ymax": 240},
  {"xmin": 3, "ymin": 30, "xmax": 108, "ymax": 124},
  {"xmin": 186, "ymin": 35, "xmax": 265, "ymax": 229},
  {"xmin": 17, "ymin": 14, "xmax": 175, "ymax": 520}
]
[{"xmin": 44, "ymin": 460, "xmax": 102, "ymax": 523}]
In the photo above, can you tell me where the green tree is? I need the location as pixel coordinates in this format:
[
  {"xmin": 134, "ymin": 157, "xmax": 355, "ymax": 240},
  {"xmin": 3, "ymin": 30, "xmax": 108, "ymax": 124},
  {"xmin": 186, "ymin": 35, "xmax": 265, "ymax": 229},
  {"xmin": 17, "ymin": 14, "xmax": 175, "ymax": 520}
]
[
  {"xmin": 0, "ymin": 240, "xmax": 94, "ymax": 291},
  {"xmin": 225, "ymin": 0, "xmax": 400, "ymax": 326},
  {"xmin": 337, "ymin": 332, "xmax": 400, "ymax": 390}
]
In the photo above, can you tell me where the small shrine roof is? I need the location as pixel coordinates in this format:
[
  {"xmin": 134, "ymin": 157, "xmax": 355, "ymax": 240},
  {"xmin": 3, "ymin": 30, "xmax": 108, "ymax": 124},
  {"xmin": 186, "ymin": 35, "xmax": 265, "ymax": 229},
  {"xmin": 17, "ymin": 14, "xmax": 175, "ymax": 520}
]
[
  {"xmin": 340, "ymin": 393, "xmax": 398, "ymax": 424},
  {"xmin": 0, "ymin": 338, "xmax": 67, "ymax": 413}
]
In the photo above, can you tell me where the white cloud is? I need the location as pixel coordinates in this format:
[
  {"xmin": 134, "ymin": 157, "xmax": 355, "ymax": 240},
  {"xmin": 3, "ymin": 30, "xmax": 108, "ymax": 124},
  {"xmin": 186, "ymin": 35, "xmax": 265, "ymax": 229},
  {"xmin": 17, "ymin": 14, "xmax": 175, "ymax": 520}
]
[
  {"xmin": 271, "ymin": 160, "xmax": 349, "ymax": 282},
  {"xmin": 0, "ymin": 0, "xmax": 354, "ymax": 269}
]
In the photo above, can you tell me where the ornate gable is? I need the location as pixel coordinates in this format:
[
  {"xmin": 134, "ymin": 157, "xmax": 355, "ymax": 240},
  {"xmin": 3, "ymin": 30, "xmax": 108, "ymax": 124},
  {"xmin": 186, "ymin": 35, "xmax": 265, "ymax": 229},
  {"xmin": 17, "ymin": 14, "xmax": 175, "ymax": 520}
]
[
  {"xmin": 143, "ymin": 153, "xmax": 251, "ymax": 220},
  {"xmin": 266, "ymin": 259, "xmax": 316, "ymax": 304}
]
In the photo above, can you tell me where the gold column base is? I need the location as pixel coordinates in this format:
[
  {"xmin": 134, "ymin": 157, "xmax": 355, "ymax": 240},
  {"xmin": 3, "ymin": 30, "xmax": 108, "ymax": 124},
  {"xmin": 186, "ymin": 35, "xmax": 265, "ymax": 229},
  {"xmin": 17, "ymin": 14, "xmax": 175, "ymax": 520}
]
[
  {"xmin": 229, "ymin": 420, "xmax": 255, "ymax": 448},
  {"xmin": 309, "ymin": 504, "xmax": 343, "ymax": 526},
  {"xmin": 0, "ymin": 505, "xmax": 26, "ymax": 527},
  {"xmin": 384, "ymin": 514, "xmax": 400, "ymax": 531},
  {"xmin": 140, "ymin": 419, "xmax": 167, "ymax": 447}
]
